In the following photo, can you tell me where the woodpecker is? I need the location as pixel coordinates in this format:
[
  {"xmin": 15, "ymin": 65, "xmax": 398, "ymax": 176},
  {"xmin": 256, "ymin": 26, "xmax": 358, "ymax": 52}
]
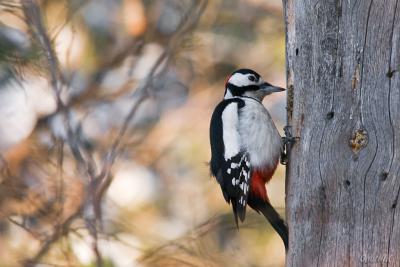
[{"xmin": 209, "ymin": 68, "xmax": 288, "ymax": 249}]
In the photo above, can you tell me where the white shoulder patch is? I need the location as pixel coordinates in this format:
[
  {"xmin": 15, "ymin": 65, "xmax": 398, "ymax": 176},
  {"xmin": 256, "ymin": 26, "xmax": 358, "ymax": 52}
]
[
  {"xmin": 222, "ymin": 102, "xmax": 241, "ymax": 160},
  {"xmin": 224, "ymin": 89, "xmax": 233, "ymax": 99}
]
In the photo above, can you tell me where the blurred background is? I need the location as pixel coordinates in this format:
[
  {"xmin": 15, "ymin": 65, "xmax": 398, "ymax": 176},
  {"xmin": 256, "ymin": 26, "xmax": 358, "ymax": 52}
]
[{"xmin": 0, "ymin": 0, "xmax": 286, "ymax": 266}]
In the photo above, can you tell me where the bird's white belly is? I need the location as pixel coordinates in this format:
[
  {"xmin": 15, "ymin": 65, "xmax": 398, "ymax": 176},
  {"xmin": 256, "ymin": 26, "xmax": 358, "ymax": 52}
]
[{"xmin": 239, "ymin": 98, "xmax": 282, "ymax": 168}]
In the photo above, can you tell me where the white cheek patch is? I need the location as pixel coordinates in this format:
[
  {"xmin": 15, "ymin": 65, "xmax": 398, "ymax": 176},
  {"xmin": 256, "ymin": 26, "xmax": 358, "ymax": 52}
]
[
  {"xmin": 222, "ymin": 102, "xmax": 241, "ymax": 160},
  {"xmin": 228, "ymin": 73, "xmax": 252, "ymax": 87}
]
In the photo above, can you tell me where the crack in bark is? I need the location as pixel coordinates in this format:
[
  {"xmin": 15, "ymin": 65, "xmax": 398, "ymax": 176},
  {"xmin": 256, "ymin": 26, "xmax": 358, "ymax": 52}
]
[
  {"xmin": 358, "ymin": 0, "xmax": 374, "ymax": 126},
  {"xmin": 285, "ymin": 0, "xmax": 399, "ymax": 264},
  {"xmin": 305, "ymin": 126, "xmax": 318, "ymax": 266},
  {"xmin": 385, "ymin": 0, "xmax": 399, "ymax": 264},
  {"xmin": 308, "ymin": 3, "xmax": 331, "ymax": 264},
  {"xmin": 369, "ymin": 80, "xmax": 391, "ymax": 259},
  {"xmin": 333, "ymin": 186, "xmax": 342, "ymax": 267},
  {"xmin": 361, "ymin": 135, "xmax": 378, "ymax": 267},
  {"xmin": 332, "ymin": 3, "xmax": 342, "ymax": 263},
  {"xmin": 314, "ymin": 2, "xmax": 343, "ymax": 264},
  {"xmin": 370, "ymin": 137, "xmax": 383, "ymax": 258},
  {"xmin": 316, "ymin": 110, "xmax": 329, "ymax": 267},
  {"xmin": 359, "ymin": 1, "xmax": 374, "ymax": 264},
  {"xmin": 386, "ymin": 0, "xmax": 398, "ymax": 182},
  {"xmin": 316, "ymin": 205, "xmax": 325, "ymax": 267},
  {"xmin": 387, "ymin": 169, "xmax": 400, "ymax": 267}
]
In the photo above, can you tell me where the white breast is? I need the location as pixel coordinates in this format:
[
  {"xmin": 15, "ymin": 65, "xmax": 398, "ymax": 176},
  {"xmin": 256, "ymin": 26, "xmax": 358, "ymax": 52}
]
[{"xmin": 238, "ymin": 98, "xmax": 282, "ymax": 168}]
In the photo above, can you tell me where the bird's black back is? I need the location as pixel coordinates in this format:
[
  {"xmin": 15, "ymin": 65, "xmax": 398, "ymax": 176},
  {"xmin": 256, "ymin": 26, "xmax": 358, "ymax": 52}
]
[
  {"xmin": 210, "ymin": 97, "xmax": 251, "ymax": 224},
  {"xmin": 209, "ymin": 98, "xmax": 245, "ymax": 179}
]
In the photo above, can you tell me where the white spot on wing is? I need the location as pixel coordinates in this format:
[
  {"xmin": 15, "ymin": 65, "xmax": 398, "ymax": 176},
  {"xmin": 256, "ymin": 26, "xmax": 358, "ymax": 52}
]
[
  {"xmin": 222, "ymin": 103, "xmax": 240, "ymax": 160},
  {"xmin": 231, "ymin": 162, "xmax": 239, "ymax": 169},
  {"xmin": 239, "ymin": 183, "xmax": 245, "ymax": 191}
]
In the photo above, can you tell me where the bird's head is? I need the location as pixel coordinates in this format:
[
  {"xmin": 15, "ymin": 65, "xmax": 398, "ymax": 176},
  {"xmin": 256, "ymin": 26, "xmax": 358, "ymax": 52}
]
[{"xmin": 224, "ymin": 68, "xmax": 285, "ymax": 101}]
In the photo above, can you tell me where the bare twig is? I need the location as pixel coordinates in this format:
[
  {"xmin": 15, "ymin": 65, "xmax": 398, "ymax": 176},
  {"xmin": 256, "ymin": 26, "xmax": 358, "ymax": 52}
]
[
  {"xmin": 24, "ymin": 211, "xmax": 81, "ymax": 267},
  {"xmin": 21, "ymin": 0, "xmax": 61, "ymax": 97},
  {"xmin": 15, "ymin": 1, "xmax": 209, "ymax": 266},
  {"xmin": 92, "ymin": 0, "xmax": 208, "ymax": 224},
  {"xmin": 6, "ymin": 216, "xmax": 42, "ymax": 240},
  {"xmin": 85, "ymin": 217, "xmax": 103, "ymax": 267},
  {"xmin": 22, "ymin": 0, "xmax": 96, "ymax": 178},
  {"xmin": 0, "ymin": 1, "xmax": 21, "ymax": 10}
]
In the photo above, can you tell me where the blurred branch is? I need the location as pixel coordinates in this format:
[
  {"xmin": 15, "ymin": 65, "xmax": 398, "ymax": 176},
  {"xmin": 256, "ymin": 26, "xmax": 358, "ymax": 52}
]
[
  {"xmin": 55, "ymin": 140, "xmax": 65, "ymax": 220},
  {"xmin": 93, "ymin": 0, "xmax": 208, "ymax": 224},
  {"xmin": 21, "ymin": 0, "xmax": 61, "ymax": 97},
  {"xmin": 6, "ymin": 216, "xmax": 42, "ymax": 240},
  {"xmin": 50, "ymin": 0, "xmax": 88, "ymax": 42},
  {"xmin": 71, "ymin": 38, "xmax": 144, "ymax": 103},
  {"xmin": 24, "ymin": 211, "xmax": 81, "ymax": 267},
  {"xmin": 23, "ymin": 0, "xmax": 95, "ymax": 179},
  {"xmin": 138, "ymin": 214, "xmax": 235, "ymax": 266},
  {"xmin": 17, "ymin": 0, "xmax": 208, "ymax": 266},
  {"xmin": 0, "ymin": 0, "xmax": 286, "ymax": 265},
  {"xmin": 18, "ymin": 0, "xmax": 123, "ymax": 263},
  {"xmin": 86, "ymin": 218, "xmax": 103, "ymax": 267},
  {"xmin": 21, "ymin": 0, "xmax": 95, "ymax": 180},
  {"xmin": 0, "ymin": 1, "xmax": 22, "ymax": 13},
  {"xmin": 138, "ymin": 213, "xmax": 273, "ymax": 267}
]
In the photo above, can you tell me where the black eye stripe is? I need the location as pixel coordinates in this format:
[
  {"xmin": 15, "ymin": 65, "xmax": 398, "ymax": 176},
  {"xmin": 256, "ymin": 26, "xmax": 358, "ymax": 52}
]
[{"xmin": 227, "ymin": 84, "xmax": 259, "ymax": 96}]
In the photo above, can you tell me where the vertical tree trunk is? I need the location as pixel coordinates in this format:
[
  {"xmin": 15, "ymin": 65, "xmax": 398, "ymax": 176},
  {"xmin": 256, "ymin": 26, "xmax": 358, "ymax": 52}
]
[{"xmin": 284, "ymin": 0, "xmax": 400, "ymax": 266}]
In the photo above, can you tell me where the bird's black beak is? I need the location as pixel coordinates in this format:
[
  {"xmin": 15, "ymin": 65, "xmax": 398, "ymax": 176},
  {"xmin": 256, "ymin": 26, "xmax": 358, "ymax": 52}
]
[{"xmin": 259, "ymin": 82, "xmax": 286, "ymax": 94}]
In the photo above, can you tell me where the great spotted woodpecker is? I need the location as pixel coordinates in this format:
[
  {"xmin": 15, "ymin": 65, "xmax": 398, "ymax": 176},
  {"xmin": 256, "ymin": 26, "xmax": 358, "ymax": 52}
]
[{"xmin": 209, "ymin": 68, "xmax": 288, "ymax": 249}]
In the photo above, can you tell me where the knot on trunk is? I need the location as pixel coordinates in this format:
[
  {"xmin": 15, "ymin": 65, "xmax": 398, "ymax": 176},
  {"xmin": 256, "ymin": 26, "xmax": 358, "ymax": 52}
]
[{"xmin": 349, "ymin": 128, "xmax": 368, "ymax": 153}]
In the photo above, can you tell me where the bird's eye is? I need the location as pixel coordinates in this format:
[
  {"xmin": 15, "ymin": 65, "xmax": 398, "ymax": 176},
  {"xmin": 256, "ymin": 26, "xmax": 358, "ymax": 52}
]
[{"xmin": 248, "ymin": 75, "xmax": 256, "ymax": 82}]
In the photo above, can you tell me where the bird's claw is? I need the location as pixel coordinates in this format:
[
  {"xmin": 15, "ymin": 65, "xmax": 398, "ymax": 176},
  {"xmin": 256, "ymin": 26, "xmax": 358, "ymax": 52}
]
[{"xmin": 280, "ymin": 126, "xmax": 300, "ymax": 165}]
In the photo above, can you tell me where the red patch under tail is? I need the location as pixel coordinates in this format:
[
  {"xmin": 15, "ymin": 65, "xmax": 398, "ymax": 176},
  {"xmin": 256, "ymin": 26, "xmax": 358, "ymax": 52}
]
[{"xmin": 250, "ymin": 161, "xmax": 278, "ymax": 202}]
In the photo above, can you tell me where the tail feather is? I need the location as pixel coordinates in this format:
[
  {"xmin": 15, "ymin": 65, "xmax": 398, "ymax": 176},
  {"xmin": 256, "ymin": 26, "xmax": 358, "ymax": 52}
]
[
  {"xmin": 231, "ymin": 201, "xmax": 239, "ymax": 229},
  {"xmin": 258, "ymin": 201, "xmax": 288, "ymax": 251}
]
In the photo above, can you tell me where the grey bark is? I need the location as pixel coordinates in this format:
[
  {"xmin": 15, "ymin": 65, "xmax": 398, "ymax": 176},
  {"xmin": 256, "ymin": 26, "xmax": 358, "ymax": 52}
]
[{"xmin": 284, "ymin": 0, "xmax": 400, "ymax": 266}]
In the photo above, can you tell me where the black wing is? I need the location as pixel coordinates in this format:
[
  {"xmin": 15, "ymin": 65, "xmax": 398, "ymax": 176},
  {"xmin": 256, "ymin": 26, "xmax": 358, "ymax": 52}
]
[{"xmin": 209, "ymin": 98, "xmax": 251, "ymax": 224}]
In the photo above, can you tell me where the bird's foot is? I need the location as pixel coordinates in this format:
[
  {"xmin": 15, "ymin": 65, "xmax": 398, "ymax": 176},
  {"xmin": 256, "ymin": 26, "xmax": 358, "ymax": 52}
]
[{"xmin": 280, "ymin": 126, "xmax": 300, "ymax": 165}]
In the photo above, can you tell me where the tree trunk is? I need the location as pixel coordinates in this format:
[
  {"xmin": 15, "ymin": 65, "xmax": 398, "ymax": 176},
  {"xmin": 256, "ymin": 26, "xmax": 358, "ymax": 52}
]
[{"xmin": 284, "ymin": 0, "xmax": 400, "ymax": 266}]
